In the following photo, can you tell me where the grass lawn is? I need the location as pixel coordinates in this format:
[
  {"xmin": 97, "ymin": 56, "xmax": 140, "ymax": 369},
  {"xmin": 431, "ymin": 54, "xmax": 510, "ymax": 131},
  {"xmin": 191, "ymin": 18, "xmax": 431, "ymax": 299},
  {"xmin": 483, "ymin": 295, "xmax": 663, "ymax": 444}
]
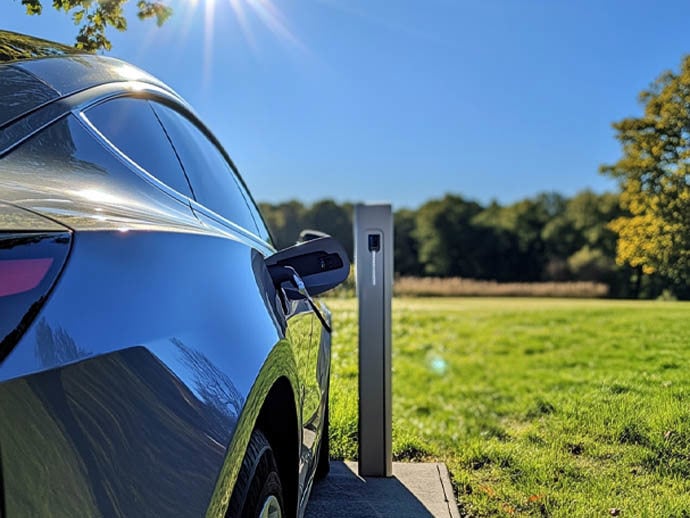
[{"xmin": 325, "ymin": 297, "xmax": 690, "ymax": 517}]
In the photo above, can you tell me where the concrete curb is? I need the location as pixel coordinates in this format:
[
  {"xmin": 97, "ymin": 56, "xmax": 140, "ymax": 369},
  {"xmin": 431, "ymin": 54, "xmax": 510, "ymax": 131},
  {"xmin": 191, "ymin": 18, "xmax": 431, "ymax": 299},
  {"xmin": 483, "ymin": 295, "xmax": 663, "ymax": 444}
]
[
  {"xmin": 436, "ymin": 463, "xmax": 460, "ymax": 518},
  {"xmin": 305, "ymin": 461, "xmax": 459, "ymax": 517}
]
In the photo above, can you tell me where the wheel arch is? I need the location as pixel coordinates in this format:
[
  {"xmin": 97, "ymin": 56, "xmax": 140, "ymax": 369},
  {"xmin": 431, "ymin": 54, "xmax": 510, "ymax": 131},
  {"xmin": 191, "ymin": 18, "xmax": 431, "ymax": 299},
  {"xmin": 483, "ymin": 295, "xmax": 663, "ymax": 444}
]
[
  {"xmin": 255, "ymin": 376, "xmax": 300, "ymax": 518},
  {"xmin": 204, "ymin": 339, "xmax": 301, "ymax": 518}
]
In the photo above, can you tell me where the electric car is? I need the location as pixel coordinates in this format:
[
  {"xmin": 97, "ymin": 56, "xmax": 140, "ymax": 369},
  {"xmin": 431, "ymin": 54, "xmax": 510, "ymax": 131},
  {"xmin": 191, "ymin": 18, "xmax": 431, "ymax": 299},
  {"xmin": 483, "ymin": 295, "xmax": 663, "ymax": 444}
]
[{"xmin": 0, "ymin": 30, "xmax": 349, "ymax": 518}]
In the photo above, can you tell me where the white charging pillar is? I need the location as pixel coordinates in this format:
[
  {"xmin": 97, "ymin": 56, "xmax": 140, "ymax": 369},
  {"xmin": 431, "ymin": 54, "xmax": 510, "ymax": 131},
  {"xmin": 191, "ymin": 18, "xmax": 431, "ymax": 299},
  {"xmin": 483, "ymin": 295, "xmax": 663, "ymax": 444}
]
[{"xmin": 354, "ymin": 203, "xmax": 393, "ymax": 477}]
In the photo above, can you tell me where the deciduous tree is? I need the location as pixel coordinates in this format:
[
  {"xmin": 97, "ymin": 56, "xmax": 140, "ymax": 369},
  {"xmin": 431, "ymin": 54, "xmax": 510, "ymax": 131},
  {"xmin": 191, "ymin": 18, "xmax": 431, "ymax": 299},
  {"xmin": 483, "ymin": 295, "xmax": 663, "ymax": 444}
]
[
  {"xmin": 394, "ymin": 209, "xmax": 422, "ymax": 276},
  {"xmin": 602, "ymin": 56, "xmax": 690, "ymax": 285},
  {"xmin": 416, "ymin": 194, "xmax": 485, "ymax": 278}
]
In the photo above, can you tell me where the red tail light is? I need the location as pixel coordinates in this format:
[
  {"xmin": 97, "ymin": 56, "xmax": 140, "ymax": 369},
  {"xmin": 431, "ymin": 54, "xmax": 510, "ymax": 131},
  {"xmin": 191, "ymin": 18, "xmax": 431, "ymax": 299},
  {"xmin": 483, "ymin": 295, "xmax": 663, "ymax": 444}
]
[
  {"xmin": 0, "ymin": 258, "xmax": 54, "ymax": 297},
  {"xmin": 0, "ymin": 232, "xmax": 71, "ymax": 362}
]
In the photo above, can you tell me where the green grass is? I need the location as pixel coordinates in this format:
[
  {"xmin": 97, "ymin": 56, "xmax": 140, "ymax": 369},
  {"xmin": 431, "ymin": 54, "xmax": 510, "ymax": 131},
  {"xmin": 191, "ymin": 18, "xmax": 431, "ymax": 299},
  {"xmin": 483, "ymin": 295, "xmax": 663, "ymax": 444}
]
[{"xmin": 326, "ymin": 297, "xmax": 690, "ymax": 517}]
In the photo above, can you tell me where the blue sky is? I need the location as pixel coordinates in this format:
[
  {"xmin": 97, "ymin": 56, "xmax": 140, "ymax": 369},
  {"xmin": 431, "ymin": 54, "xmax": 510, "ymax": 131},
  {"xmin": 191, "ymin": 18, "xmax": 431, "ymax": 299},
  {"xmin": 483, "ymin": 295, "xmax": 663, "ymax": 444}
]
[{"xmin": 3, "ymin": 0, "xmax": 690, "ymax": 208}]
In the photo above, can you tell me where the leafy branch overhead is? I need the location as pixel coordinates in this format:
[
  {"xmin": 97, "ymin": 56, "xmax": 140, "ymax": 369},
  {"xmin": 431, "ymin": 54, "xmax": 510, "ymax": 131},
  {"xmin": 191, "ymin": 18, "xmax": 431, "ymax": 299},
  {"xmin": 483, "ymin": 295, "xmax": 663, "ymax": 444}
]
[{"xmin": 18, "ymin": 0, "xmax": 172, "ymax": 51}]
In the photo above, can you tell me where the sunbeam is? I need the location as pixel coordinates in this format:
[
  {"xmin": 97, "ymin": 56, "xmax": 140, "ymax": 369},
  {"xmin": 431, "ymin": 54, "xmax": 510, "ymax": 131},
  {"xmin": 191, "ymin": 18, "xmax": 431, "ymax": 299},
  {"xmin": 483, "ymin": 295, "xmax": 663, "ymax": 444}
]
[
  {"xmin": 242, "ymin": 0, "xmax": 306, "ymax": 52},
  {"xmin": 133, "ymin": 0, "xmax": 308, "ymax": 89},
  {"xmin": 203, "ymin": 0, "xmax": 216, "ymax": 86},
  {"xmin": 228, "ymin": 0, "xmax": 257, "ymax": 51}
]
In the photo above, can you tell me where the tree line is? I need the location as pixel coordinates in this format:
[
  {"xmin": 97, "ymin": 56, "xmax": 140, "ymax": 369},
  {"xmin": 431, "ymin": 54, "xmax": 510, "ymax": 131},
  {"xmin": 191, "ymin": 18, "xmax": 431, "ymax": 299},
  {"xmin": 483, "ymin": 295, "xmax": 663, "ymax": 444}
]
[{"xmin": 258, "ymin": 190, "xmax": 686, "ymax": 300}]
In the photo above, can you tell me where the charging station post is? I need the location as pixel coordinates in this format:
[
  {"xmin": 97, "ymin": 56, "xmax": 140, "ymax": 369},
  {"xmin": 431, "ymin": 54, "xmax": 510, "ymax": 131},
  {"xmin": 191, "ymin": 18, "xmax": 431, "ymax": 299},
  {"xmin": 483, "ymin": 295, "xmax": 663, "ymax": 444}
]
[{"xmin": 354, "ymin": 203, "xmax": 393, "ymax": 477}]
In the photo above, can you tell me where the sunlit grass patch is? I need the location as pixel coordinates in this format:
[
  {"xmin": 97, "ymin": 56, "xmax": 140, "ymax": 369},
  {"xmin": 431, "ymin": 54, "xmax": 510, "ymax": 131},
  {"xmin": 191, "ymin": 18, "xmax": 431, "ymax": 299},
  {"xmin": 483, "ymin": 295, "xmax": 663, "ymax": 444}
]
[{"xmin": 326, "ymin": 297, "xmax": 690, "ymax": 517}]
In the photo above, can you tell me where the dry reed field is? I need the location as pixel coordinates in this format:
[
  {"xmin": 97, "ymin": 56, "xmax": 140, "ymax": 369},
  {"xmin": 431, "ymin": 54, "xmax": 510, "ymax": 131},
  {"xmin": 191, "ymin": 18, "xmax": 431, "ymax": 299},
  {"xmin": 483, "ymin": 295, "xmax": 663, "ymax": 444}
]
[{"xmin": 393, "ymin": 277, "xmax": 609, "ymax": 298}]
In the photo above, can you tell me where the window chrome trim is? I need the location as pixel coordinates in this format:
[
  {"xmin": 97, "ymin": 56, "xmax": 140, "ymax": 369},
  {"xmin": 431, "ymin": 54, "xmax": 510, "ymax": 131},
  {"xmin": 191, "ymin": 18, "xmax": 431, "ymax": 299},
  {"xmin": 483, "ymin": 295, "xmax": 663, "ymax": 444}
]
[
  {"xmin": 189, "ymin": 198, "xmax": 275, "ymax": 257},
  {"xmin": 0, "ymin": 80, "xmax": 275, "ymax": 254},
  {"xmin": 79, "ymin": 109, "xmax": 273, "ymax": 255},
  {"xmin": 77, "ymin": 110, "xmax": 195, "ymax": 209},
  {"xmin": 0, "ymin": 81, "xmax": 187, "ymax": 157}
]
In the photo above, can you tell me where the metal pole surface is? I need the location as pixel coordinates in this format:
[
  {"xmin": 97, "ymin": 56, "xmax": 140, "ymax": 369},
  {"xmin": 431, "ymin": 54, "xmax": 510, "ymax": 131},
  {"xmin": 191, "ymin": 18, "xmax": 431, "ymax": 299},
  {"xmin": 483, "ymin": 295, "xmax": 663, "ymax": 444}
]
[{"xmin": 354, "ymin": 203, "xmax": 393, "ymax": 477}]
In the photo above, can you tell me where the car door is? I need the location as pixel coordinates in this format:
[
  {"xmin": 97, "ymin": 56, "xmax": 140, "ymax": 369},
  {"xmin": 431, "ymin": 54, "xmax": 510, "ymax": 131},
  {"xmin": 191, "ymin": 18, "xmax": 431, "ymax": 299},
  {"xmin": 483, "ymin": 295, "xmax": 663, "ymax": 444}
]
[
  {"xmin": 301, "ymin": 299, "xmax": 330, "ymax": 468},
  {"xmin": 149, "ymin": 102, "xmax": 322, "ymax": 491}
]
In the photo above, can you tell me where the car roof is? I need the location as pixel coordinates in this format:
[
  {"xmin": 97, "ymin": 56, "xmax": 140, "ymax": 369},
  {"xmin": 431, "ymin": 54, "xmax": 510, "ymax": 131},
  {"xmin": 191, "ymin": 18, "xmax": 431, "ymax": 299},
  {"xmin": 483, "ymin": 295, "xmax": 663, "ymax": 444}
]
[{"xmin": 0, "ymin": 30, "xmax": 176, "ymax": 128}]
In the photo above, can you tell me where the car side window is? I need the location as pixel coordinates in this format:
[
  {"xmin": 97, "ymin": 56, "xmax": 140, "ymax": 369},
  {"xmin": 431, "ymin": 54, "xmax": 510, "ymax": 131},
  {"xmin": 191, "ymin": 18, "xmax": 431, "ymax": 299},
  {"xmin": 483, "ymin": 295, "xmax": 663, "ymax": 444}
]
[
  {"xmin": 84, "ymin": 97, "xmax": 193, "ymax": 198},
  {"xmin": 244, "ymin": 195, "xmax": 272, "ymax": 244},
  {"xmin": 150, "ymin": 103, "xmax": 263, "ymax": 236}
]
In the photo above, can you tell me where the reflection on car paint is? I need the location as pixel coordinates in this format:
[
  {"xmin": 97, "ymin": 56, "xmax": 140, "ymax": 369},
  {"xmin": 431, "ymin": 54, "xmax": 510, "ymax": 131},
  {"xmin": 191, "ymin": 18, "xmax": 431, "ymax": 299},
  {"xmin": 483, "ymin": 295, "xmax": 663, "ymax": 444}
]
[
  {"xmin": 34, "ymin": 318, "xmax": 91, "ymax": 368},
  {"xmin": 17, "ymin": 55, "xmax": 173, "ymax": 98},
  {"xmin": 0, "ymin": 65, "xmax": 58, "ymax": 127},
  {"xmin": 172, "ymin": 338, "xmax": 245, "ymax": 420},
  {"xmin": 0, "ymin": 347, "xmax": 230, "ymax": 516},
  {"xmin": 0, "ymin": 31, "xmax": 79, "ymax": 63},
  {"xmin": 0, "ymin": 115, "xmax": 201, "ymax": 233},
  {"xmin": 0, "ymin": 202, "xmax": 66, "ymax": 231}
]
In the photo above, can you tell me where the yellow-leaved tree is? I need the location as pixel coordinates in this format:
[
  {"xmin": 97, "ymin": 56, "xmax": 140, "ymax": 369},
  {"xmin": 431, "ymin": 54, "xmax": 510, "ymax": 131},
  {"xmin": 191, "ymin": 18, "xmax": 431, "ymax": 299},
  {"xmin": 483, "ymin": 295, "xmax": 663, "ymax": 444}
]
[{"xmin": 602, "ymin": 56, "xmax": 690, "ymax": 285}]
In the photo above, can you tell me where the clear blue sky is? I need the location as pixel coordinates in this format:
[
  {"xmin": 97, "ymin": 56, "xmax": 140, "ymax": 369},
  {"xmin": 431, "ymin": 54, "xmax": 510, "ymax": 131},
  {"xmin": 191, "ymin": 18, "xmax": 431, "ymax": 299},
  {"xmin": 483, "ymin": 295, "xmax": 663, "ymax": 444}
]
[{"xmin": 3, "ymin": 0, "xmax": 690, "ymax": 208}]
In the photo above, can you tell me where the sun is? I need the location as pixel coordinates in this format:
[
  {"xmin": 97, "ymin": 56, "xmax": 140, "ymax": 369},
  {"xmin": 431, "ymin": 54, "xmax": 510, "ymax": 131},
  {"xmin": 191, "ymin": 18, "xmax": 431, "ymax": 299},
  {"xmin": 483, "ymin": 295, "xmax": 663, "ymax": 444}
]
[
  {"xmin": 179, "ymin": 0, "xmax": 302, "ymax": 51},
  {"xmin": 169, "ymin": 0, "xmax": 305, "ymax": 84}
]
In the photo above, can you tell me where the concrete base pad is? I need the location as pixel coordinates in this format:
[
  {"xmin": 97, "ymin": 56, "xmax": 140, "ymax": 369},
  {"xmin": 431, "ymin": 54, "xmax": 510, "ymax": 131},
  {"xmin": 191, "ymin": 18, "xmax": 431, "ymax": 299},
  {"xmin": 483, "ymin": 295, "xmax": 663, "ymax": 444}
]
[{"xmin": 305, "ymin": 461, "xmax": 459, "ymax": 517}]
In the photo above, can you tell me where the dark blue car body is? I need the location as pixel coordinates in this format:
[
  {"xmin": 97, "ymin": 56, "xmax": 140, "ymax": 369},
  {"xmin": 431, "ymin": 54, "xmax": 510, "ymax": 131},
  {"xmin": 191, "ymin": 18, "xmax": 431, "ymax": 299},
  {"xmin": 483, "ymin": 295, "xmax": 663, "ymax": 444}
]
[{"xmin": 0, "ymin": 31, "xmax": 333, "ymax": 518}]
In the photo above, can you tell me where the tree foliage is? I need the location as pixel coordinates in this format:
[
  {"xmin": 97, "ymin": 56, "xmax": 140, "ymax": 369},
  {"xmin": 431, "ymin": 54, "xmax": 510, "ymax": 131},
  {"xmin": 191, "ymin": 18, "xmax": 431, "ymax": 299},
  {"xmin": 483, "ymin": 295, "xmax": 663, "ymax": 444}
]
[
  {"xmin": 394, "ymin": 209, "xmax": 422, "ymax": 276},
  {"xmin": 602, "ymin": 56, "xmax": 690, "ymax": 284},
  {"xmin": 16, "ymin": 0, "xmax": 172, "ymax": 51},
  {"xmin": 259, "ymin": 199, "xmax": 354, "ymax": 260},
  {"xmin": 416, "ymin": 194, "xmax": 484, "ymax": 277},
  {"xmin": 257, "ymin": 190, "xmax": 657, "ymax": 297}
]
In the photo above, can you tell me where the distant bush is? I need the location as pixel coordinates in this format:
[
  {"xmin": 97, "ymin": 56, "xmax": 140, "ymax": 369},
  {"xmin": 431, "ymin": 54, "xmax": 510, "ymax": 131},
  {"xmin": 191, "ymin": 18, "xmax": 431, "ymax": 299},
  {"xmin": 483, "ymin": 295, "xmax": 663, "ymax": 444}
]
[{"xmin": 394, "ymin": 276, "xmax": 609, "ymax": 298}]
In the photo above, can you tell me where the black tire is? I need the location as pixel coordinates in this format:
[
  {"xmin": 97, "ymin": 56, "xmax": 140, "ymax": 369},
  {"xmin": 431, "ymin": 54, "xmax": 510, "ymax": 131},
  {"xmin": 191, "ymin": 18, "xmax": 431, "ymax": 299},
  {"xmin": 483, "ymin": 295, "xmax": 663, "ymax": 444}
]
[
  {"xmin": 227, "ymin": 429, "xmax": 285, "ymax": 518},
  {"xmin": 314, "ymin": 401, "xmax": 330, "ymax": 480}
]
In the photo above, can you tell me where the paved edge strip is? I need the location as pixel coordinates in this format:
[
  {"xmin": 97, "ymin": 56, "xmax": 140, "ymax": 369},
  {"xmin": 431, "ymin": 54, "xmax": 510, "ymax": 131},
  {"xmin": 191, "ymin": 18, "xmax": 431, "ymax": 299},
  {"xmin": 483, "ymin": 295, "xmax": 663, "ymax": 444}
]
[{"xmin": 437, "ymin": 463, "xmax": 461, "ymax": 518}]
